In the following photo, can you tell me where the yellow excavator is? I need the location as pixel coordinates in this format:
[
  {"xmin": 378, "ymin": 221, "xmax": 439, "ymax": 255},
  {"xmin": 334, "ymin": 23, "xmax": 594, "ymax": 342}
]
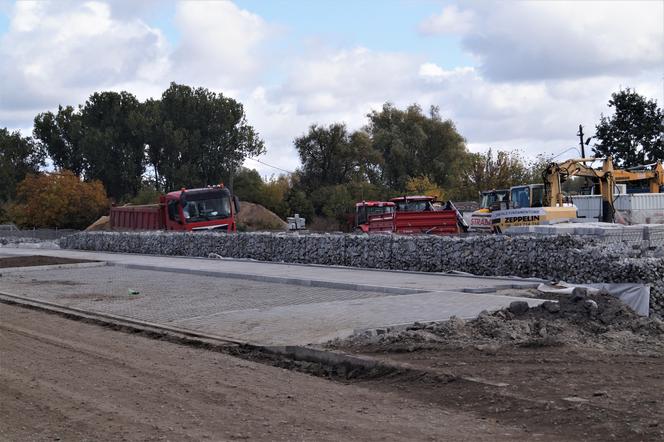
[
  {"xmin": 491, "ymin": 157, "xmax": 663, "ymax": 232},
  {"xmin": 545, "ymin": 157, "xmax": 663, "ymax": 222}
]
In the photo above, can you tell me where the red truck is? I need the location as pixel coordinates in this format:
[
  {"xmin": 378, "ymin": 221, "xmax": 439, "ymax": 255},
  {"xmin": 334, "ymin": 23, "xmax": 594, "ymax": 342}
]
[
  {"xmin": 355, "ymin": 196, "xmax": 468, "ymax": 235},
  {"xmin": 110, "ymin": 185, "xmax": 240, "ymax": 232}
]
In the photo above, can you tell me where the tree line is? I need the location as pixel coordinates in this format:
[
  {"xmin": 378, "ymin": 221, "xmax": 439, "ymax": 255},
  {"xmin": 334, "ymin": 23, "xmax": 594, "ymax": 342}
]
[{"xmin": 1, "ymin": 86, "xmax": 661, "ymax": 229}]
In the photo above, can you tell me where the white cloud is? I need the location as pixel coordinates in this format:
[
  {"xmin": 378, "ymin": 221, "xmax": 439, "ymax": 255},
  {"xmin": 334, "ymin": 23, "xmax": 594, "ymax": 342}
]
[
  {"xmin": 421, "ymin": 1, "xmax": 664, "ymax": 81},
  {"xmin": 418, "ymin": 5, "xmax": 475, "ymax": 36},
  {"xmin": 171, "ymin": 1, "xmax": 272, "ymax": 89},
  {"xmin": 0, "ymin": 1, "xmax": 169, "ymax": 115}
]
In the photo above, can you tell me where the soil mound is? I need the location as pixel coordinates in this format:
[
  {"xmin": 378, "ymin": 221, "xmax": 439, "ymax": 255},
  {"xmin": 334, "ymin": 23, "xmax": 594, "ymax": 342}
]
[
  {"xmin": 237, "ymin": 202, "xmax": 287, "ymax": 231},
  {"xmin": 86, "ymin": 216, "xmax": 110, "ymax": 231},
  {"xmin": 332, "ymin": 292, "xmax": 664, "ymax": 354}
]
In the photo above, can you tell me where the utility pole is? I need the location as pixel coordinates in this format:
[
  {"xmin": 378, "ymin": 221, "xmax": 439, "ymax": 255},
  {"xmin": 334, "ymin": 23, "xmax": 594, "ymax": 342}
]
[{"xmin": 577, "ymin": 124, "xmax": 586, "ymax": 158}]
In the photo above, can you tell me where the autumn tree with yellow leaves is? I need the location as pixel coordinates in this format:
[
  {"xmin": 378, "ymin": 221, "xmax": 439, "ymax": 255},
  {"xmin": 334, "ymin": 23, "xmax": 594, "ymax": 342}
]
[{"xmin": 9, "ymin": 171, "xmax": 109, "ymax": 229}]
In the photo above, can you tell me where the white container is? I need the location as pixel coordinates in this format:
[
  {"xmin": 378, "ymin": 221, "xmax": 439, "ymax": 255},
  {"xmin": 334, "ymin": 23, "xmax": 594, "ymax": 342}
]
[
  {"xmin": 571, "ymin": 193, "xmax": 664, "ymax": 224},
  {"xmin": 615, "ymin": 193, "xmax": 664, "ymax": 224},
  {"xmin": 571, "ymin": 195, "xmax": 603, "ymax": 222}
]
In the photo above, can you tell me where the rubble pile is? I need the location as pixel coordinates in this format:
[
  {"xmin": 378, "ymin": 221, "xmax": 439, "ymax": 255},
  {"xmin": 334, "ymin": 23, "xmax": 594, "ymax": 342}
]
[
  {"xmin": 332, "ymin": 291, "xmax": 664, "ymax": 353},
  {"xmin": 59, "ymin": 231, "xmax": 664, "ymax": 316}
]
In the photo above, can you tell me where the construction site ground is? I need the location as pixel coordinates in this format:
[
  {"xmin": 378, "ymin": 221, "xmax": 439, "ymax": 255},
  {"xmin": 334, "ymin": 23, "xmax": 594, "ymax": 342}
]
[
  {"xmin": 1, "ymin": 303, "xmax": 526, "ymax": 442},
  {"xmin": 330, "ymin": 292, "xmax": 664, "ymax": 441},
  {"xmin": 0, "ymin": 249, "xmax": 545, "ymax": 345},
  {"xmin": 1, "ymin": 249, "xmax": 662, "ymax": 441}
]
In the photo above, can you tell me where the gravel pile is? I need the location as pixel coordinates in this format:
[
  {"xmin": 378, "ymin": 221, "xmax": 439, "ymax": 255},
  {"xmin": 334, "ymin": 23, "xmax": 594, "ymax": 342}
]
[{"xmin": 59, "ymin": 231, "xmax": 664, "ymax": 316}]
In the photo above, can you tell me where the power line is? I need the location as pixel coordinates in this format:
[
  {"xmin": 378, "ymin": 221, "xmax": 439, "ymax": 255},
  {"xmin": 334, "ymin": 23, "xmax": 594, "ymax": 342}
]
[{"xmin": 245, "ymin": 157, "xmax": 295, "ymax": 174}]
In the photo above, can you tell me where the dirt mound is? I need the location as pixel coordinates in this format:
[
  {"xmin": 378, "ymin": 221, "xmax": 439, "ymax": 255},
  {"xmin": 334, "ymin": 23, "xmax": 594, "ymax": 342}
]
[
  {"xmin": 86, "ymin": 215, "xmax": 110, "ymax": 231},
  {"xmin": 237, "ymin": 202, "xmax": 287, "ymax": 231},
  {"xmin": 332, "ymin": 292, "xmax": 664, "ymax": 354}
]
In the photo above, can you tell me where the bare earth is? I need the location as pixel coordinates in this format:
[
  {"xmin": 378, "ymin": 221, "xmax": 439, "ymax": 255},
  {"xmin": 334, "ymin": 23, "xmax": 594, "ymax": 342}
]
[
  {"xmin": 332, "ymin": 293, "xmax": 664, "ymax": 441},
  {"xmin": 0, "ymin": 304, "xmax": 529, "ymax": 442},
  {"xmin": 0, "ymin": 255, "xmax": 95, "ymax": 269}
]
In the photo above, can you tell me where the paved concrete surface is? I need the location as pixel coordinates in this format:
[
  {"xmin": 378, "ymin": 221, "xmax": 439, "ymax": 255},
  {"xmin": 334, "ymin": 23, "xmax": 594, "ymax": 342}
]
[
  {"xmin": 0, "ymin": 247, "xmax": 543, "ymax": 292},
  {"xmin": 0, "ymin": 247, "xmax": 547, "ymax": 345}
]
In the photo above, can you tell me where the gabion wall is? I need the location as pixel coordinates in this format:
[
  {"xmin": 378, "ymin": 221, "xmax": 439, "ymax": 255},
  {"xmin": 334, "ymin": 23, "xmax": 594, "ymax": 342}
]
[{"xmin": 60, "ymin": 231, "xmax": 664, "ymax": 317}]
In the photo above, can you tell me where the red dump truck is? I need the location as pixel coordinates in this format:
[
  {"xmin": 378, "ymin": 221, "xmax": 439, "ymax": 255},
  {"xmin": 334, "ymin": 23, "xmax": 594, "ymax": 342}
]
[
  {"xmin": 355, "ymin": 196, "xmax": 468, "ymax": 235},
  {"xmin": 110, "ymin": 185, "xmax": 240, "ymax": 232}
]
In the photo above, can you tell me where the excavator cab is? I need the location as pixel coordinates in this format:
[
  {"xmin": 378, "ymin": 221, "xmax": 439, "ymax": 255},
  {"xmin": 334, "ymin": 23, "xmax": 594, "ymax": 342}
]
[{"xmin": 510, "ymin": 184, "xmax": 545, "ymax": 208}]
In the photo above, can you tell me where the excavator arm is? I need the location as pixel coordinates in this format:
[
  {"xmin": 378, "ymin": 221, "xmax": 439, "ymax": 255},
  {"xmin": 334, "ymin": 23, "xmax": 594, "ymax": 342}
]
[
  {"xmin": 544, "ymin": 157, "xmax": 663, "ymax": 223},
  {"xmin": 613, "ymin": 161, "xmax": 664, "ymax": 193},
  {"xmin": 544, "ymin": 157, "xmax": 616, "ymax": 222}
]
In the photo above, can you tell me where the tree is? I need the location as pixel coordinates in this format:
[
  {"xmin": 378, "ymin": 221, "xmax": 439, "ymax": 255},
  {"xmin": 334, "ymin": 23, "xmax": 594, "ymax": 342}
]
[
  {"xmin": 8, "ymin": 171, "xmax": 108, "ymax": 229},
  {"xmin": 0, "ymin": 128, "xmax": 44, "ymax": 202},
  {"xmin": 365, "ymin": 103, "xmax": 468, "ymax": 191},
  {"xmin": 294, "ymin": 123, "xmax": 382, "ymax": 191},
  {"xmin": 593, "ymin": 89, "xmax": 664, "ymax": 167},
  {"xmin": 232, "ymin": 168, "xmax": 265, "ymax": 203},
  {"xmin": 261, "ymin": 174, "xmax": 292, "ymax": 218},
  {"xmin": 33, "ymin": 106, "xmax": 85, "ymax": 176},
  {"xmin": 80, "ymin": 91, "xmax": 146, "ymax": 201},
  {"xmin": 405, "ymin": 176, "xmax": 445, "ymax": 200},
  {"xmin": 285, "ymin": 188, "xmax": 314, "ymax": 221},
  {"xmin": 144, "ymin": 83, "xmax": 265, "ymax": 191},
  {"xmin": 459, "ymin": 149, "xmax": 531, "ymax": 199}
]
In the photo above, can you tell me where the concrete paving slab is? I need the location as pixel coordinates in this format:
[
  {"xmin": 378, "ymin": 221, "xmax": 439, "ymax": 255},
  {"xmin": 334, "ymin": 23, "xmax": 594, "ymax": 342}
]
[
  {"xmin": 0, "ymin": 248, "xmax": 546, "ymax": 294},
  {"xmin": 173, "ymin": 291, "xmax": 544, "ymax": 345},
  {"xmin": 0, "ymin": 264, "xmax": 547, "ymax": 345}
]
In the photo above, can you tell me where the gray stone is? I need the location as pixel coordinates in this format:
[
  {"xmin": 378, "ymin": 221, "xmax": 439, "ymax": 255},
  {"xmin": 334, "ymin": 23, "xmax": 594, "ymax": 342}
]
[
  {"xmin": 508, "ymin": 300, "xmax": 530, "ymax": 315},
  {"xmin": 542, "ymin": 301, "xmax": 560, "ymax": 313}
]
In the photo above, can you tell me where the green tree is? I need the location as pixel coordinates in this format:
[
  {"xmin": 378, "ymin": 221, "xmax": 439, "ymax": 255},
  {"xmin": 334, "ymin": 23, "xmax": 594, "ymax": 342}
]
[
  {"xmin": 33, "ymin": 106, "xmax": 85, "ymax": 176},
  {"xmin": 0, "ymin": 128, "xmax": 44, "ymax": 202},
  {"xmin": 144, "ymin": 83, "xmax": 265, "ymax": 191},
  {"xmin": 79, "ymin": 91, "xmax": 146, "ymax": 200},
  {"xmin": 261, "ymin": 174, "xmax": 292, "ymax": 218},
  {"xmin": 294, "ymin": 123, "xmax": 382, "ymax": 192},
  {"xmin": 232, "ymin": 168, "xmax": 265, "ymax": 203},
  {"xmin": 593, "ymin": 89, "xmax": 664, "ymax": 167},
  {"xmin": 365, "ymin": 103, "xmax": 468, "ymax": 191},
  {"xmin": 285, "ymin": 188, "xmax": 314, "ymax": 221}
]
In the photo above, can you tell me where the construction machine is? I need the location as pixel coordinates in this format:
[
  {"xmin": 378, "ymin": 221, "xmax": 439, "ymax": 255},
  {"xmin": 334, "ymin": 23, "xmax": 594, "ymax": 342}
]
[
  {"xmin": 545, "ymin": 157, "xmax": 663, "ymax": 222},
  {"xmin": 468, "ymin": 189, "xmax": 509, "ymax": 232},
  {"xmin": 491, "ymin": 156, "xmax": 663, "ymax": 232}
]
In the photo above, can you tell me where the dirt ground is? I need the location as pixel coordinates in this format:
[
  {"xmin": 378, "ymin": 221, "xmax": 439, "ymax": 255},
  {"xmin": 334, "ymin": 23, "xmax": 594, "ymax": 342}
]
[
  {"xmin": 2, "ymin": 266, "xmax": 663, "ymax": 441},
  {"xmin": 0, "ymin": 303, "xmax": 533, "ymax": 442},
  {"xmin": 0, "ymin": 255, "xmax": 96, "ymax": 269},
  {"xmin": 332, "ymin": 293, "xmax": 664, "ymax": 441}
]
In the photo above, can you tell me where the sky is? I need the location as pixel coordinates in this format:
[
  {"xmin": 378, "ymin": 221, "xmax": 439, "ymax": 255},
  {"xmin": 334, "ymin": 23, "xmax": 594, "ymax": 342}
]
[{"xmin": 1, "ymin": 0, "xmax": 663, "ymax": 177}]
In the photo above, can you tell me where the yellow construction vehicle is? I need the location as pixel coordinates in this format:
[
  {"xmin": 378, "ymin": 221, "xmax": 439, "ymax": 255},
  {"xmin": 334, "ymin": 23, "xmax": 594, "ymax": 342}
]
[
  {"xmin": 468, "ymin": 189, "xmax": 509, "ymax": 232},
  {"xmin": 545, "ymin": 157, "xmax": 663, "ymax": 222},
  {"xmin": 491, "ymin": 156, "xmax": 663, "ymax": 232}
]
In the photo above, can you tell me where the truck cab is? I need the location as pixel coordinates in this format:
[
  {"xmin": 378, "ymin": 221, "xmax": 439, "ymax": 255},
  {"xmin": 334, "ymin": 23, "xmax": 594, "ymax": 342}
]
[
  {"xmin": 163, "ymin": 186, "xmax": 240, "ymax": 231},
  {"xmin": 355, "ymin": 201, "xmax": 396, "ymax": 233},
  {"xmin": 389, "ymin": 195, "xmax": 437, "ymax": 212}
]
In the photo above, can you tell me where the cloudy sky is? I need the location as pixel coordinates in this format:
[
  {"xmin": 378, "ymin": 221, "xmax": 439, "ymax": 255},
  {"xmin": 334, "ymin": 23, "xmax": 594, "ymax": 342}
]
[{"xmin": 1, "ymin": 0, "xmax": 662, "ymax": 176}]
